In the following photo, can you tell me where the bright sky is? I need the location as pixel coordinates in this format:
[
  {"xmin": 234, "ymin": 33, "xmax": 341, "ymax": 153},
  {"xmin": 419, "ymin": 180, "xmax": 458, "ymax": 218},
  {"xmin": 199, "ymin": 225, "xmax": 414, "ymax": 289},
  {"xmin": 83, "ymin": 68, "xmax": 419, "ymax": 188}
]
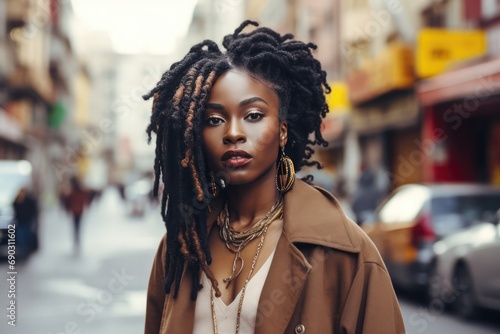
[{"xmin": 71, "ymin": 0, "xmax": 198, "ymax": 54}]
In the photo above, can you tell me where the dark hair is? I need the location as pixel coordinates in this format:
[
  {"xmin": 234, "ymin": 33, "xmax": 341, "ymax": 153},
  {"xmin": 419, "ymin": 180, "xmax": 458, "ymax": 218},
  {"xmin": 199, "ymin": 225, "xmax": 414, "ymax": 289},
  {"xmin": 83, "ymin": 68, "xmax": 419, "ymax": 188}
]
[{"xmin": 143, "ymin": 20, "xmax": 330, "ymax": 300}]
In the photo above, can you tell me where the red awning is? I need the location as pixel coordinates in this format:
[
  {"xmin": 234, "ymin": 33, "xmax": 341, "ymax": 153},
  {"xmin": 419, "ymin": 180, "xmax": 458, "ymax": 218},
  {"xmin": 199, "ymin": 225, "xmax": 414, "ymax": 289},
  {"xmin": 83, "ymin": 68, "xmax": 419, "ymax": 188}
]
[{"xmin": 417, "ymin": 56, "xmax": 500, "ymax": 106}]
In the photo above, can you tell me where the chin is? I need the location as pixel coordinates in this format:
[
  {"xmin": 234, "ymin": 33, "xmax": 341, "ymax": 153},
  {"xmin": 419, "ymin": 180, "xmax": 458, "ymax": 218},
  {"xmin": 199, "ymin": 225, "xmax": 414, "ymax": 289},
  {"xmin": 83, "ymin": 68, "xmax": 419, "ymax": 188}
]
[
  {"xmin": 227, "ymin": 169, "xmax": 277, "ymax": 187},
  {"xmin": 223, "ymin": 171, "xmax": 253, "ymax": 185}
]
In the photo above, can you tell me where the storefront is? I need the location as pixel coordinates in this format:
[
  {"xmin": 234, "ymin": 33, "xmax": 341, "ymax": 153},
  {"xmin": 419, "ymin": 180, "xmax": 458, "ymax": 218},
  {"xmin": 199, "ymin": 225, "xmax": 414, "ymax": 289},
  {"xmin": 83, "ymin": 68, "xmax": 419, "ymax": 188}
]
[
  {"xmin": 417, "ymin": 56, "xmax": 500, "ymax": 185},
  {"xmin": 347, "ymin": 43, "xmax": 420, "ymax": 189}
]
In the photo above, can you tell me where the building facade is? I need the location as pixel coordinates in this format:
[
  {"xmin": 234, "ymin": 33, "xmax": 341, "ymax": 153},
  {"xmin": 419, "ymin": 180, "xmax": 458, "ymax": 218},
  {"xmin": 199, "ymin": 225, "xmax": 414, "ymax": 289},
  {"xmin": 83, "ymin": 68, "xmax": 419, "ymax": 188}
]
[
  {"xmin": 1, "ymin": 0, "xmax": 81, "ymax": 202},
  {"xmin": 417, "ymin": 0, "xmax": 500, "ymax": 185}
]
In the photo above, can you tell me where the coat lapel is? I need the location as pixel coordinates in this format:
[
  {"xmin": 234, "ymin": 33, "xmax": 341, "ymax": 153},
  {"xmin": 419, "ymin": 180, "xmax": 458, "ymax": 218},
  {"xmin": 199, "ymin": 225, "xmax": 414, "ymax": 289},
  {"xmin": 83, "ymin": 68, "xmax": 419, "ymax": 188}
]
[
  {"xmin": 254, "ymin": 179, "xmax": 359, "ymax": 333},
  {"xmin": 254, "ymin": 231, "xmax": 312, "ymax": 334}
]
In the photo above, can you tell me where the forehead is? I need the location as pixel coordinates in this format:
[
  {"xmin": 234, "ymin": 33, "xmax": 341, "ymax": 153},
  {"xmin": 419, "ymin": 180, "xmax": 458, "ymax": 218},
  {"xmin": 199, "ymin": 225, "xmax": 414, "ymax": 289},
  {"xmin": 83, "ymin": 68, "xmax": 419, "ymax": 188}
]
[{"xmin": 207, "ymin": 69, "xmax": 279, "ymax": 106}]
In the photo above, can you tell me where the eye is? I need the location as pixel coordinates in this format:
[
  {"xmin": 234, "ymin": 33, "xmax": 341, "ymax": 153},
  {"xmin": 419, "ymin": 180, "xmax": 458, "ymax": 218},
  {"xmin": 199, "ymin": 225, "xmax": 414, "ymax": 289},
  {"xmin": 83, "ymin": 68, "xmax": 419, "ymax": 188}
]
[
  {"xmin": 205, "ymin": 116, "xmax": 224, "ymax": 126},
  {"xmin": 246, "ymin": 112, "xmax": 264, "ymax": 122}
]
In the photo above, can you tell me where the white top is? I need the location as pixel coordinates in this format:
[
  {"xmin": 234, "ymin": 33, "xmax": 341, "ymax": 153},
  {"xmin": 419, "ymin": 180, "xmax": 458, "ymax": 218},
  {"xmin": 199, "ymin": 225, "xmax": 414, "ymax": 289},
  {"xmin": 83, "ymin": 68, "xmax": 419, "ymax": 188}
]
[{"xmin": 193, "ymin": 250, "xmax": 276, "ymax": 334}]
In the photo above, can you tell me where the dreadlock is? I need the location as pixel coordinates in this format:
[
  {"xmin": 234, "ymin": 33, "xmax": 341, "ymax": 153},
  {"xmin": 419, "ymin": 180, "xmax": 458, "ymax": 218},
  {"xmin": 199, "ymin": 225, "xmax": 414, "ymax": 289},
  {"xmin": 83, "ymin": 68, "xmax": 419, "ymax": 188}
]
[{"xmin": 143, "ymin": 20, "xmax": 330, "ymax": 301}]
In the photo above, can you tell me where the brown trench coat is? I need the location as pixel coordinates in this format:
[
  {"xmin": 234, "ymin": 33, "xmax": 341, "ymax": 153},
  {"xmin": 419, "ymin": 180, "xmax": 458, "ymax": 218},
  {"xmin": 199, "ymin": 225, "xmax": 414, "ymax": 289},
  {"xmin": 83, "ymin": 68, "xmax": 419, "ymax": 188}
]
[{"xmin": 145, "ymin": 180, "xmax": 406, "ymax": 334}]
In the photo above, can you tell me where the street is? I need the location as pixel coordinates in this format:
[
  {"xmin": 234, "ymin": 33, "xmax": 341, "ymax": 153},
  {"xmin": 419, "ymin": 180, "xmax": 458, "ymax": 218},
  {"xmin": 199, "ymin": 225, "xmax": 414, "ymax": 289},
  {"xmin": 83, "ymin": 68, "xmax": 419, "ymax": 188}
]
[
  {"xmin": 399, "ymin": 290, "xmax": 500, "ymax": 334},
  {"xmin": 1, "ymin": 187, "xmax": 500, "ymax": 334}
]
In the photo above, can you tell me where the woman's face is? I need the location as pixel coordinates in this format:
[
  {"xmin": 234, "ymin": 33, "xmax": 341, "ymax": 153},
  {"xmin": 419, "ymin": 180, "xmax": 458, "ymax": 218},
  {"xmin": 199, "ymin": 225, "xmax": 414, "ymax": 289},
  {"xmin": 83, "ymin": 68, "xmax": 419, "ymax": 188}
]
[{"xmin": 202, "ymin": 69, "xmax": 287, "ymax": 186}]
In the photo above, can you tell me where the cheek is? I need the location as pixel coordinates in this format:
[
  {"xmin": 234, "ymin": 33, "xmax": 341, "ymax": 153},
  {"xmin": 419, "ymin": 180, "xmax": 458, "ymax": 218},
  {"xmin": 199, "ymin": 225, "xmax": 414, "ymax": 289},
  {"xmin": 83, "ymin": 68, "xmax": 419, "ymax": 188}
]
[{"xmin": 248, "ymin": 120, "xmax": 280, "ymax": 153}]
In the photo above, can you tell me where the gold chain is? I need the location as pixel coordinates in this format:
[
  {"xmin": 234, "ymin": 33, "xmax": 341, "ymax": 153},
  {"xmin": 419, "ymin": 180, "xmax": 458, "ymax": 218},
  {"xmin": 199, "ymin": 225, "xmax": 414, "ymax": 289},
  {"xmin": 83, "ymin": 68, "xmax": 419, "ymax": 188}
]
[
  {"xmin": 210, "ymin": 224, "xmax": 269, "ymax": 334},
  {"xmin": 217, "ymin": 196, "xmax": 283, "ymax": 286},
  {"xmin": 218, "ymin": 195, "xmax": 283, "ymax": 241}
]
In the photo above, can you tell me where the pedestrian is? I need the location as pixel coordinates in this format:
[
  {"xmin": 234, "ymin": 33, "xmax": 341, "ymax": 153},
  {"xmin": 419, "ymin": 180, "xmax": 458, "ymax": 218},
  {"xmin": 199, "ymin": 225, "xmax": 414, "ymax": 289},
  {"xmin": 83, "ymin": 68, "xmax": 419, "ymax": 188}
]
[
  {"xmin": 13, "ymin": 187, "xmax": 38, "ymax": 258},
  {"xmin": 144, "ymin": 21, "xmax": 405, "ymax": 333},
  {"xmin": 351, "ymin": 168, "xmax": 385, "ymax": 225},
  {"xmin": 63, "ymin": 176, "xmax": 90, "ymax": 254},
  {"xmin": 334, "ymin": 174, "xmax": 356, "ymax": 221}
]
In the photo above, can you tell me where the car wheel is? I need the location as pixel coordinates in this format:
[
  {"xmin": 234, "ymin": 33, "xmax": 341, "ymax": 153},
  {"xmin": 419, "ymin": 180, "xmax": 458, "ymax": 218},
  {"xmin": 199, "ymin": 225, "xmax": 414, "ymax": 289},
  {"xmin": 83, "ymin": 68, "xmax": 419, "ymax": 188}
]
[
  {"xmin": 427, "ymin": 261, "xmax": 440, "ymax": 303},
  {"xmin": 453, "ymin": 264, "xmax": 478, "ymax": 319}
]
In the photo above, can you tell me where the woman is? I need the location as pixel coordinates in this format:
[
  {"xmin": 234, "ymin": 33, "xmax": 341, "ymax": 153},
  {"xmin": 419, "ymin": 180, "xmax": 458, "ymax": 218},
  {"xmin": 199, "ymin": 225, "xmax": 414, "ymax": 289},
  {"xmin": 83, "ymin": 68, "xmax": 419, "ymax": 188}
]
[
  {"xmin": 144, "ymin": 21, "xmax": 405, "ymax": 334},
  {"xmin": 63, "ymin": 176, "xmax": 90, "ymax": 254}
]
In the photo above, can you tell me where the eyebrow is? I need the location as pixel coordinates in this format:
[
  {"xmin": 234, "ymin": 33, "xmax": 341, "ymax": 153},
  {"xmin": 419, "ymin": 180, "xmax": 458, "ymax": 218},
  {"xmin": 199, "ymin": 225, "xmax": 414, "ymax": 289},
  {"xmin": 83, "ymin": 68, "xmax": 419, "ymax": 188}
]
[
  {"xmin": 205, "ymin": 96, "xmax": 269, "ymax": 110},
  {"xmin": 240, "ymin": 97, "xmax": 268, "ymax": 107}
]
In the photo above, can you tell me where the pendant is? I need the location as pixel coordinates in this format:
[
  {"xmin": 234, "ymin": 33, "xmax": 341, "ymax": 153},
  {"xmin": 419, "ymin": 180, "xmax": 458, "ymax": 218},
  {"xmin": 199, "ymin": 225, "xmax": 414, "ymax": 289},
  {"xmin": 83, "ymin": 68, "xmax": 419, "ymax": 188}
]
[{"xmin": 223, "ymin": 252, "xmax": 244, "ymax": 288}]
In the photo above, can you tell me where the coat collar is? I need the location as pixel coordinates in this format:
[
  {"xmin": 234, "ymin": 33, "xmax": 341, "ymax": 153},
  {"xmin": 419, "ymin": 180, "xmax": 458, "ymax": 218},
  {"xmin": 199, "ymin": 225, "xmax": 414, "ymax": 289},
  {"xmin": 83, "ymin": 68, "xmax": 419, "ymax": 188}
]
[{"xmin": 281, "ymin": 179, "xmax": 360, "ymax": 253}]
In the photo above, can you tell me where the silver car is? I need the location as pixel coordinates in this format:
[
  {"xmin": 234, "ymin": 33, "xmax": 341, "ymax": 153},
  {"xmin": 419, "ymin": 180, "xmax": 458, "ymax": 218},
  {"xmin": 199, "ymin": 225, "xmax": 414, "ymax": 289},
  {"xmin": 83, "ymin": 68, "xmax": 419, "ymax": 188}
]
[
  {"xmin": 363, "ymin": 183, "xmax": 500, "ymax": 293},
  {"xmin": 430, "ymin": 215, "xmax": 500, "ymax": 318}
]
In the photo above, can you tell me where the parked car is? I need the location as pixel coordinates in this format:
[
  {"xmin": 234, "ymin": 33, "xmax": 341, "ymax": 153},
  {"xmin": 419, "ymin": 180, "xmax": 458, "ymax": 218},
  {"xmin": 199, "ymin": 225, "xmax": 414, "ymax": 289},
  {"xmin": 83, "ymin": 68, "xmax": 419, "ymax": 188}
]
[
  {"xmin": 124, "ymin": 177, "xmax": 153, "ymax": 217},
  {"xmin": 362, "ymin": 183, "xmax": 500, "ymax": 292},
  {"xmin": 430, "ymin": 215, "xmax": 500, "ymax": 318},
  {"xmin": 0, "ymin": 160, "xmax": 38, "ymax": 258}
]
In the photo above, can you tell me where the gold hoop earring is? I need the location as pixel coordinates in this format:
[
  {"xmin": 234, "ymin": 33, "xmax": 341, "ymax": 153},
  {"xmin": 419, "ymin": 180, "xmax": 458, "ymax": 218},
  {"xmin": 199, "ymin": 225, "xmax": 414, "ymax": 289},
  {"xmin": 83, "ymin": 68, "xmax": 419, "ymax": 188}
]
[
  {"xmin": 208, "ymin": 172, "xmax": 218, "ymax": 214},
  {"xmin": 211, "ymin": 172, "xmax": 218, "ymax": 198},
  {"xmin": 276, "ymin": 146, "xmax": 295, "ymax": 193}
]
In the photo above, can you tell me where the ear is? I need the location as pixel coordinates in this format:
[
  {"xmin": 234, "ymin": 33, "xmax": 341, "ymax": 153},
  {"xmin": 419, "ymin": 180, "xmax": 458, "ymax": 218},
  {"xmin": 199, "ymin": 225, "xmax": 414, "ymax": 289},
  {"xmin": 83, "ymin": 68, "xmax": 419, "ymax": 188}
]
[{"xmin": 279, "ymin": 120, "xmax": 288, "ymax": 148}]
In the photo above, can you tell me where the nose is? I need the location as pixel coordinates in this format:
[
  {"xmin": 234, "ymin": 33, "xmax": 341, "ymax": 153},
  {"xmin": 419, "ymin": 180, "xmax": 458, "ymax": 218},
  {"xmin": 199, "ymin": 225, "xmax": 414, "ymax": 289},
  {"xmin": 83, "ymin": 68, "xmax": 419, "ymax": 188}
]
[{"xmin": 223, "ymin": 119, "xmax": 246, "ymax": 144}]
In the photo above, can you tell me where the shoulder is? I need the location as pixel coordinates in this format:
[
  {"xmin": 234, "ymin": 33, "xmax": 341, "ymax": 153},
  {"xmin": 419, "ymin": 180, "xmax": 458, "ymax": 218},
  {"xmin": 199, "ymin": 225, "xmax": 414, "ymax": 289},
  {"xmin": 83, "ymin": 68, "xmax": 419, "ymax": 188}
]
[
  {"xmin": 158, "ymin": 233, "xmax": 168, "ymax": 259},
  {"xmin": 151, "ymin": 233, "xmax": 168, "ymax": 275},
  {"xmin": 283, "ymin": 179, "xmax": 384, "ymax": 266}
]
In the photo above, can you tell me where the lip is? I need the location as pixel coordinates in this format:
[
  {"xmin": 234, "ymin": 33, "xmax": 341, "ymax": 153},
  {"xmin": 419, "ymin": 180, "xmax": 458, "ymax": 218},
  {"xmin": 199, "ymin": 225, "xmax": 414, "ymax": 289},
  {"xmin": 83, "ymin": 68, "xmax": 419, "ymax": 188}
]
[
  {"xmin": 222, "ymin": 157, "xmax": 252, "ymax": 168},
  {"xmin": 221, "ymin": 149, "xmax": 253, "ymax": 168},
  {"xmin": 221, "ymin": 149, "xmax": 253, "ymax": 161}
]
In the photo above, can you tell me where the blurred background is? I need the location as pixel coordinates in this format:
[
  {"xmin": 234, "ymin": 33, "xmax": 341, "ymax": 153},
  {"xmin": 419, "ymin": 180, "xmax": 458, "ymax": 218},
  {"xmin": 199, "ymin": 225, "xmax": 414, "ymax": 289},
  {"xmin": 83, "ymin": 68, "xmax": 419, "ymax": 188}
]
[{"xmin": 1, "ymin": 0, "xmax": 500, "ymax": 333}]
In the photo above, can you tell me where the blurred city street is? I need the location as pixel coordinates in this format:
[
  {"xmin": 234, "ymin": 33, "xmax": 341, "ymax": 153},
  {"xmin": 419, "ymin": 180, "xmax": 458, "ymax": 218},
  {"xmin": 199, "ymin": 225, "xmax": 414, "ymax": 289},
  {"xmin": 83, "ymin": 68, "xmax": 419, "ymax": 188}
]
[{"xmin": 0, "ymin": 187, "xmax": 164, "ymax": 334}]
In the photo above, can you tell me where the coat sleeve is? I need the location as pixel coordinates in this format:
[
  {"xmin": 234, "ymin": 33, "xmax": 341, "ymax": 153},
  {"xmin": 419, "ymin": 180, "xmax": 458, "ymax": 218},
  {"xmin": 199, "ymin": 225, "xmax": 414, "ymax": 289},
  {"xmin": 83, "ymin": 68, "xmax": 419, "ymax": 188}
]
[
  {"xmin": 145, "ymin": 234, "xmax": 167, "ymax": 334},
  {"xmin": 339, "ymin": 261, "xmax": 406, "ymax": 334}
]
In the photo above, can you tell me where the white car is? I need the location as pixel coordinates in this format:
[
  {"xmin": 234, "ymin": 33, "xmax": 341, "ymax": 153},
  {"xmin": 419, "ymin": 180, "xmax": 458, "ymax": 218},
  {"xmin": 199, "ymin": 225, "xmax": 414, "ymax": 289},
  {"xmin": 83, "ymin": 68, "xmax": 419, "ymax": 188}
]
[
  {"xmin": 430, "ymin": 216, "xmax": 500, "ymax": 318},
  {"xmin": 124, "ymin": 178, "xmax": 153, "ymax": 217}
]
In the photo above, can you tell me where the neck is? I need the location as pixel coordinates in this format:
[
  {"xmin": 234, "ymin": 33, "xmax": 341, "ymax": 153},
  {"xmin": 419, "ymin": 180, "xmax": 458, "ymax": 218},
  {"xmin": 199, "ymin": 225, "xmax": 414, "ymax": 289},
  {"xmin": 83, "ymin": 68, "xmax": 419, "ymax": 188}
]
[{"xmin": 223, "ymin": 170, "xmax": 280, "ymax": 232}]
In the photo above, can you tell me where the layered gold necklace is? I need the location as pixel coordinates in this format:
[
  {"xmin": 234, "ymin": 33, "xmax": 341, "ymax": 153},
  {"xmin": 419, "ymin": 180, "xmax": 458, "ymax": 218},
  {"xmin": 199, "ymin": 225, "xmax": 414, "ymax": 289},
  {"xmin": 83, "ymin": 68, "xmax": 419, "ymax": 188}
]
[
  {"xmin": 211, "ymin": 196, "xmax": 284, "ymax": 334},
  {"xmin": 217, "ymin": 195, "xmax": 284, "ymax": 287}
]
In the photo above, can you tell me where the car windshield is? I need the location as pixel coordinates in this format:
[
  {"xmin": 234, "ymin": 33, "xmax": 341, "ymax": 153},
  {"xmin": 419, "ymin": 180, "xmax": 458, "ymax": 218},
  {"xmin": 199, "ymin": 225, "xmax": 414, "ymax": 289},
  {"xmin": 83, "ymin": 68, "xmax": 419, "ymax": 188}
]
[
  {"xmin": 431, "ymin": 194, "xmax": 500, "ymax": 236},
  {"xmin": 0, "ymin": 172, "xmax": 28, "ymax": 207},
  {"xmin": 378, "ymin": 185, "xmax": 430, "ymax": 223}
]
